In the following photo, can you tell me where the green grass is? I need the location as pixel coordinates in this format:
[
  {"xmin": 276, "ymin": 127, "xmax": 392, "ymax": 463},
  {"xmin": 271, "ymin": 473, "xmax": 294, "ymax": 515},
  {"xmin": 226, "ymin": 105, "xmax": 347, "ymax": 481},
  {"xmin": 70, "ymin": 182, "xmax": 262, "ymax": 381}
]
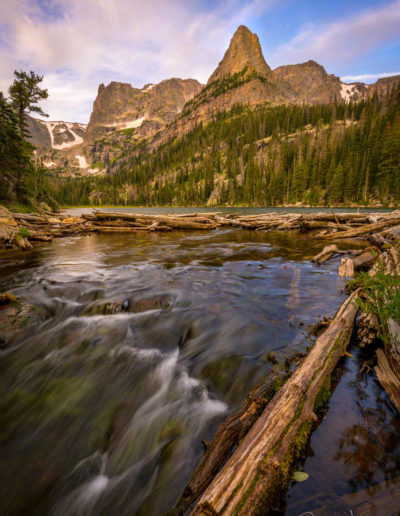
[
  {"xmin": 350, "ymin": 264, "xmax": 400, "ymax": 336},
  {"xmin": 18, "ymin": 226, "xmax": 29, "ymax": 238},
  {"xmin": 2, "ymin": 200, "xmax": 38, "ymax": 213}
]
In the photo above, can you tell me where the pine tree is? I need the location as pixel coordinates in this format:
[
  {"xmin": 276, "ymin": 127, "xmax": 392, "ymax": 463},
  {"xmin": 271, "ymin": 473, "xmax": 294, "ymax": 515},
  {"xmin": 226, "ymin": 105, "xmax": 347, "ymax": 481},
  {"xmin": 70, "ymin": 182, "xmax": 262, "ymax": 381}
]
[{"xmin": 8, "ymin": 70, "xmax": 49, "ymax": 136}]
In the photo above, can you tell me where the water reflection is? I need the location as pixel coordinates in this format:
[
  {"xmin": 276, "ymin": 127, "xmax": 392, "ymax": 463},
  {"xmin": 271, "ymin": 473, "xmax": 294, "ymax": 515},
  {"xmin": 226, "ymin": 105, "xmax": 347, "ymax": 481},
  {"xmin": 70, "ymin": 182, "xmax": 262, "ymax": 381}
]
[
  {"xmin": 0, "ymin": 229, "xmax": 357, "ymax": 515},
  {"xmin": 284, "ymin": 344, "xmax": 400, "ymax": 516}
]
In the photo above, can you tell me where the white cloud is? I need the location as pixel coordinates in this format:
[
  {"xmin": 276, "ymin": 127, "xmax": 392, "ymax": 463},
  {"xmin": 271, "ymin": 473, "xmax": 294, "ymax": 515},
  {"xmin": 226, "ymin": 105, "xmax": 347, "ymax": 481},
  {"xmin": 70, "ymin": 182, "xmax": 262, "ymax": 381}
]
[
  {"xmin": 1, "ymin": 0, "xmax": 399, "ymax": 122},
  {"xmin": 271, "ymin": 0, "xmax": 400, "ymax": 68},
  {"xmin": 0, "ymin": 0, "xmax": 276, "ymax": 122},
  {"xmin": 341, "ymin": 71, "xmax": 400, "ymax": 83}
]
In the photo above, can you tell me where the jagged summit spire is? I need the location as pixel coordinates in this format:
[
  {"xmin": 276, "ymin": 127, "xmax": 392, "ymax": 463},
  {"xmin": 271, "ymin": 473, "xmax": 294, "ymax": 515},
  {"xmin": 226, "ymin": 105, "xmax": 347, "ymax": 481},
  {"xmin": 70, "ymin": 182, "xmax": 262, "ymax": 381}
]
[{"xmin": 207, "ymin": 25, "xmax": 271, "ymax": 84}]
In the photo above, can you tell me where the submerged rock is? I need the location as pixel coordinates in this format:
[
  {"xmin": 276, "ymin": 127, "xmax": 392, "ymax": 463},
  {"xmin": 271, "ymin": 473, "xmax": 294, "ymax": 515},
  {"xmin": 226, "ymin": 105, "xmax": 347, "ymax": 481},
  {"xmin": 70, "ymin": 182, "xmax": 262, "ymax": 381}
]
[
  {"xmin": 0, "ymin": 292, "xmax": 39, "ymax": 346},
  {"xmin": 82, "ymin": 294, "xmax": 172, "ymax": 316}
]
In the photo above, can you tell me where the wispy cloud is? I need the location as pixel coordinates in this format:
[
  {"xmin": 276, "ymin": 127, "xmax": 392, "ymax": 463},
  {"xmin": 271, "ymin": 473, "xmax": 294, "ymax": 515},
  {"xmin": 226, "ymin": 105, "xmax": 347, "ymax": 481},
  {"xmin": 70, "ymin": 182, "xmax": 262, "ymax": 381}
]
[
  {"xmin": 1, "ymin": 0, "xmax": 400, "ymax": 122},
  {"xmin": 0, "ymin": 0, "xmax": 276, "ymax": 122},
  {"xmin": 271, "ymin": 0, "xmax": 400, "ymax": 67},
  {"xmin": 341, "ymin": 71, "xmax": 400, "ymax": 82}
]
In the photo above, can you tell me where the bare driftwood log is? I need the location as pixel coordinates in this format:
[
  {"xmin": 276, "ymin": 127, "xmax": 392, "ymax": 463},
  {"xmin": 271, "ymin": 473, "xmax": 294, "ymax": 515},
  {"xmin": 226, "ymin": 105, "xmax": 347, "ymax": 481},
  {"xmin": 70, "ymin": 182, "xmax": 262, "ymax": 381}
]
[
  {"xmin": 338, "ymin": 257, "xmax": 355, "ymax": 278},
  {"xmin": 375, "ymin": 348, "xmax": 400, "ymax": 412},
  {"xmin": 319, "ymin": 218, "xmax": 400, "ymax": 240},
  {"xmin": 338, "ymin": 251, "xmax": 376, "ymax": 277},
  {"xmin": 190, "ymin": 292, "xmax": 359, "ymax": 516},
  {"xmin": 368, "ymin": 232, "xmax": 391, "ymax": 248},
  {"xmin": 5, "ymin": 207, "xmax": 400, "ymax": 249},
  {"xmin": 312, "ymin": 244, "xmax": 341, "ymax": 263}
]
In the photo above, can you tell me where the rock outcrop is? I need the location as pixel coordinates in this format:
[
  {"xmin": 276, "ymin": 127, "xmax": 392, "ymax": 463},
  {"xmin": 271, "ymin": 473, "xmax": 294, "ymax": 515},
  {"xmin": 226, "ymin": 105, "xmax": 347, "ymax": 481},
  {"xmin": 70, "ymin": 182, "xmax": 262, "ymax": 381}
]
[
  {"xmin": 273, "ymin": 60, "xmax": 342, "ymax": 104},
  {"xmin": 208, "ymin": 25, "xmax": 271, "ymax": 83},
  {"xmin": 85, "ymin": 77, "xmax": 202, "ymax": 142},
  {"xmin": 153, "ymin": 26, "xmax": 290, "ymax": 145}
]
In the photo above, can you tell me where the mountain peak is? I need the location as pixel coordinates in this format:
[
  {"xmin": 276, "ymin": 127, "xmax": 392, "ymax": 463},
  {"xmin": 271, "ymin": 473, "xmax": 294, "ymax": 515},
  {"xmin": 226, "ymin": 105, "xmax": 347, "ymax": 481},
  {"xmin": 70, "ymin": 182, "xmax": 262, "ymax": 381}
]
[{"xmin": 207, "ymin": 25, "xmax": 271, "ymax": 84}]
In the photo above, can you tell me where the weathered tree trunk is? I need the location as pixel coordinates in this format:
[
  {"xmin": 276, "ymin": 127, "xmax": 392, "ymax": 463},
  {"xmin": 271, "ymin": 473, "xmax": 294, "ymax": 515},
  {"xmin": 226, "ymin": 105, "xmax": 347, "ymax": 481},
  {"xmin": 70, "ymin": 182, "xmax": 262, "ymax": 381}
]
[
  {"xmin": 312, "ymin": 244, "xmax": 341, "ymax": 263},
  {"xmin": 319, "ymin": 218, "xmax": 400, "ymax": 240},
  {"xmin": 175, "ymin": 374, "xmax": 287, "ymax": 514},
  {"xmin": 190, "ymin": 292, "xmax": 359, "ymax": 516},
  {"xmin": 375, "ymin": 347, "xmax": 400, "ymax": 413},
  {"xmin": 338, "ymin": 251, "xmax": 376, "ymax": 277}
]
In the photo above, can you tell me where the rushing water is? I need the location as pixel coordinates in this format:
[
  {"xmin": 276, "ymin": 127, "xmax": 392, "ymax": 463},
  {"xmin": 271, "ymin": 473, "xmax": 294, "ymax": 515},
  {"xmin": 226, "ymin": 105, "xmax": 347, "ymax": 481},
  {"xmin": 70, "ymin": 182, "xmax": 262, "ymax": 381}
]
[{"xmin": 0, "ymin": 225, "xmax": 395, "ymax": 515}]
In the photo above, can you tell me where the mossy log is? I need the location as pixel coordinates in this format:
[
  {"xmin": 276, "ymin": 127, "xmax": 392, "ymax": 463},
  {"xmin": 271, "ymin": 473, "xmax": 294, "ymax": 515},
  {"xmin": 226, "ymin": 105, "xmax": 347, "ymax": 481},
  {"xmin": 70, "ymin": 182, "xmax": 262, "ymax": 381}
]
[
  {"xmin": 189, "ymin": 292, "xmax": 359, "ymax": 516},
  {"xmin": 175, "ymin": 374, "xmax": 287, "ymax": 515}
]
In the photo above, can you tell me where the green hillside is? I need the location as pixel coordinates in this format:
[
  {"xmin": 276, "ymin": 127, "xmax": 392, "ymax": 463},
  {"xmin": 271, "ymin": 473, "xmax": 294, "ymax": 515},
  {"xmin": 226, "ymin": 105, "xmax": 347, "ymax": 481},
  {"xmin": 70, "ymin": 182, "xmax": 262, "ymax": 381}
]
[{"xmin": 50, "ymin": 86, "xmax": 400, "ymax": 207}]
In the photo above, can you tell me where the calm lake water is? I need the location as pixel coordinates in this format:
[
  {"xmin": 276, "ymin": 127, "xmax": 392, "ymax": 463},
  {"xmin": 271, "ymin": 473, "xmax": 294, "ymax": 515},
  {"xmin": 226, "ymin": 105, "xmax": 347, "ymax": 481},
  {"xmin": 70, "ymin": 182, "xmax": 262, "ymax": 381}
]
[
  {"xmin": 0, "ymin": 224, "xmax": 398, "ymax": 515},
  {"xmin": 65, "ymin": 206, "xmax": 395, "ymax": 217}
]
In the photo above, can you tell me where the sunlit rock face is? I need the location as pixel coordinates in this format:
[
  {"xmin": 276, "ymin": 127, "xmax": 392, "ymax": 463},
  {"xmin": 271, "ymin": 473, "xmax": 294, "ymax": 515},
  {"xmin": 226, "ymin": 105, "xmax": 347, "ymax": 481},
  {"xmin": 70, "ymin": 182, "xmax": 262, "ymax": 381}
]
[
  {"xmin": 273, "ymin": 60, "xmax": 342, "ymax": 104},
  {"xmin": 85, "ymin": 77, "xmax": 203, "ymax": 142},
  {"xmin": 207, "ymin": 25, "xmax": 271, "ymax": 84},
  {"xmin": 25, "ymin": 24, "xmax": 400, "ymax": 176}
]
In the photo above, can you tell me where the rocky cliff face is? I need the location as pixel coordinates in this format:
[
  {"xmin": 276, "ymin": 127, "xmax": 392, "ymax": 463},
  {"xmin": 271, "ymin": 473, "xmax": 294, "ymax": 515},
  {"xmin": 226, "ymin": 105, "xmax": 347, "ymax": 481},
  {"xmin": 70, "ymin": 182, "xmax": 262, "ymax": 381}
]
[
  {"xmin": 208, "ymin": 25, "xmax": 271, "ymax": 83},
  {"xmin": 28, "ymin": 78, "xmax": 202, "ymax": 175},
  {"xmin": 28, "ymin": 25, "xmax": 400, "ymax": 177},
  {"xmin": 85, "ymin": 77, "xmax": 202, "ymax": 142},
  {"xmin": 273, "ymin": 60, "xmax": 342, "ymax": 104},
  {"xmin": 155, "ymin": 26, "xmax": 400, "ymax": 147},
  {"xmin": 154, "ymin": 26, "xmax": 291, "ymax": 145}
]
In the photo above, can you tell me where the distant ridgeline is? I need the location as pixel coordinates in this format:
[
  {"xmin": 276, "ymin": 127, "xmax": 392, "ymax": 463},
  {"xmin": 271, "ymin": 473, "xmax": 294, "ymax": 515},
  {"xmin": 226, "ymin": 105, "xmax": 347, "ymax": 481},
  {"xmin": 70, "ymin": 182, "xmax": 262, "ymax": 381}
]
[
  {"xmin": 51, "ymin": 88, "xmax": 400, "ymax": 207},
  {"xmin": 42, "ymin": 25, "xmax": 400, "ymax": 207}
]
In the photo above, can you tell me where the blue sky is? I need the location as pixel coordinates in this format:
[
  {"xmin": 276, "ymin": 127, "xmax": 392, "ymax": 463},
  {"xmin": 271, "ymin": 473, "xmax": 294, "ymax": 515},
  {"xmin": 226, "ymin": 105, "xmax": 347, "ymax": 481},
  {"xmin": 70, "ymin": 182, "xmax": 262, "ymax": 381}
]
[{"xmin": 0, "ymin": 0, "xmax": 399, "ymax": 122}]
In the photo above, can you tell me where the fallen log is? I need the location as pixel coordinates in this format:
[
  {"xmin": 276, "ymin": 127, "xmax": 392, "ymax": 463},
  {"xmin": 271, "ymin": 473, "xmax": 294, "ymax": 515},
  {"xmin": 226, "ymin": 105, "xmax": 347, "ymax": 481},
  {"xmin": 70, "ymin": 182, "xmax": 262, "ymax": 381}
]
[
  {"xmin": 301, "ymin": 221, "xmax": 353, "ymax": 231},
  {"xmin": 319, "ymin": 218, "xmax": 400, "ymax": 240},
  {"xmin": 338, "ymin": 251, "xmax": 376, "ymax": 277},
  {"xmin": 190, "ymin": 292, "xmax": 359, "ymax": 516},
  {"xmin": 338, "ymin": 257, "xmax": 355, "ymax": 278},
  {"xmin": 368, "ymin": 232, "xmax": 391, "ymax": 248},
  {"xmin": 301, "ymin": 213, "xmax": 368, "ymax": 223},
  {"xmin": 375, "ymin": 348, "xmax": 400, "ymax": 413},
  {"xmin": 175, "ymin": 373, "xmax": 288, "ymax": 515},
  {"xmin": 312, "ymin": 244, "xmax": 341, "ymax": 263},
  {"xmin": 86, "ymin": 211, "xmax": 216, "ymax": 230},
  {"xmin": 84, "ymin": 226, "xmax": 152, "ymax": 232}
]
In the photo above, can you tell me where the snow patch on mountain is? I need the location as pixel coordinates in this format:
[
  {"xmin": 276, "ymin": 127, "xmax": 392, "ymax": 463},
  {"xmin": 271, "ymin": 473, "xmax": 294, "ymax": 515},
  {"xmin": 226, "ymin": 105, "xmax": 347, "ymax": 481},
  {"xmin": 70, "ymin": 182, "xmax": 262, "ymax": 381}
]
[
  {"xmin": 143, "ymin": 84, "xmax": 155, "ymax": 92},
  {"xmin": 76, "ymin": 155, "xmax": 89, "ymax": 168},
  {"xmin": 103, "ymin": 117, "xmax": 146, "ymax": 131},
  {"xmin": 40, "ymin": 121, "xmax": 87, "ymax": 150},
  {"xmin": 340, "ymin": 83, "xmax": 356, "ymax": 102},
  {"xmin": 122, "ymin": 117, "xmax": 145, "ymax": 129}
]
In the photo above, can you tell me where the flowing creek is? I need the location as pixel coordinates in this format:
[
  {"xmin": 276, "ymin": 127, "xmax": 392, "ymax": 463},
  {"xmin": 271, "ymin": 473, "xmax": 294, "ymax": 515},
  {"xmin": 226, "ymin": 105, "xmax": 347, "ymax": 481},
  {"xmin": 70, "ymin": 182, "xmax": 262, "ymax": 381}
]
[{"xmin": 0, "ymin": 223, "xmax": 399, "ymax": 515}]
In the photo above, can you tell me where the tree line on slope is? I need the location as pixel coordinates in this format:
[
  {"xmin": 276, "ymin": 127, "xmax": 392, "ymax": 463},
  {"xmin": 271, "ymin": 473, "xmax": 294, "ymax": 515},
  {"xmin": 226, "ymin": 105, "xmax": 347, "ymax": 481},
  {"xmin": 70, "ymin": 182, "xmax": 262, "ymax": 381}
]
[{"xmin": 51, "ymin": 86, "xmax": 400, "ymax": 207}]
